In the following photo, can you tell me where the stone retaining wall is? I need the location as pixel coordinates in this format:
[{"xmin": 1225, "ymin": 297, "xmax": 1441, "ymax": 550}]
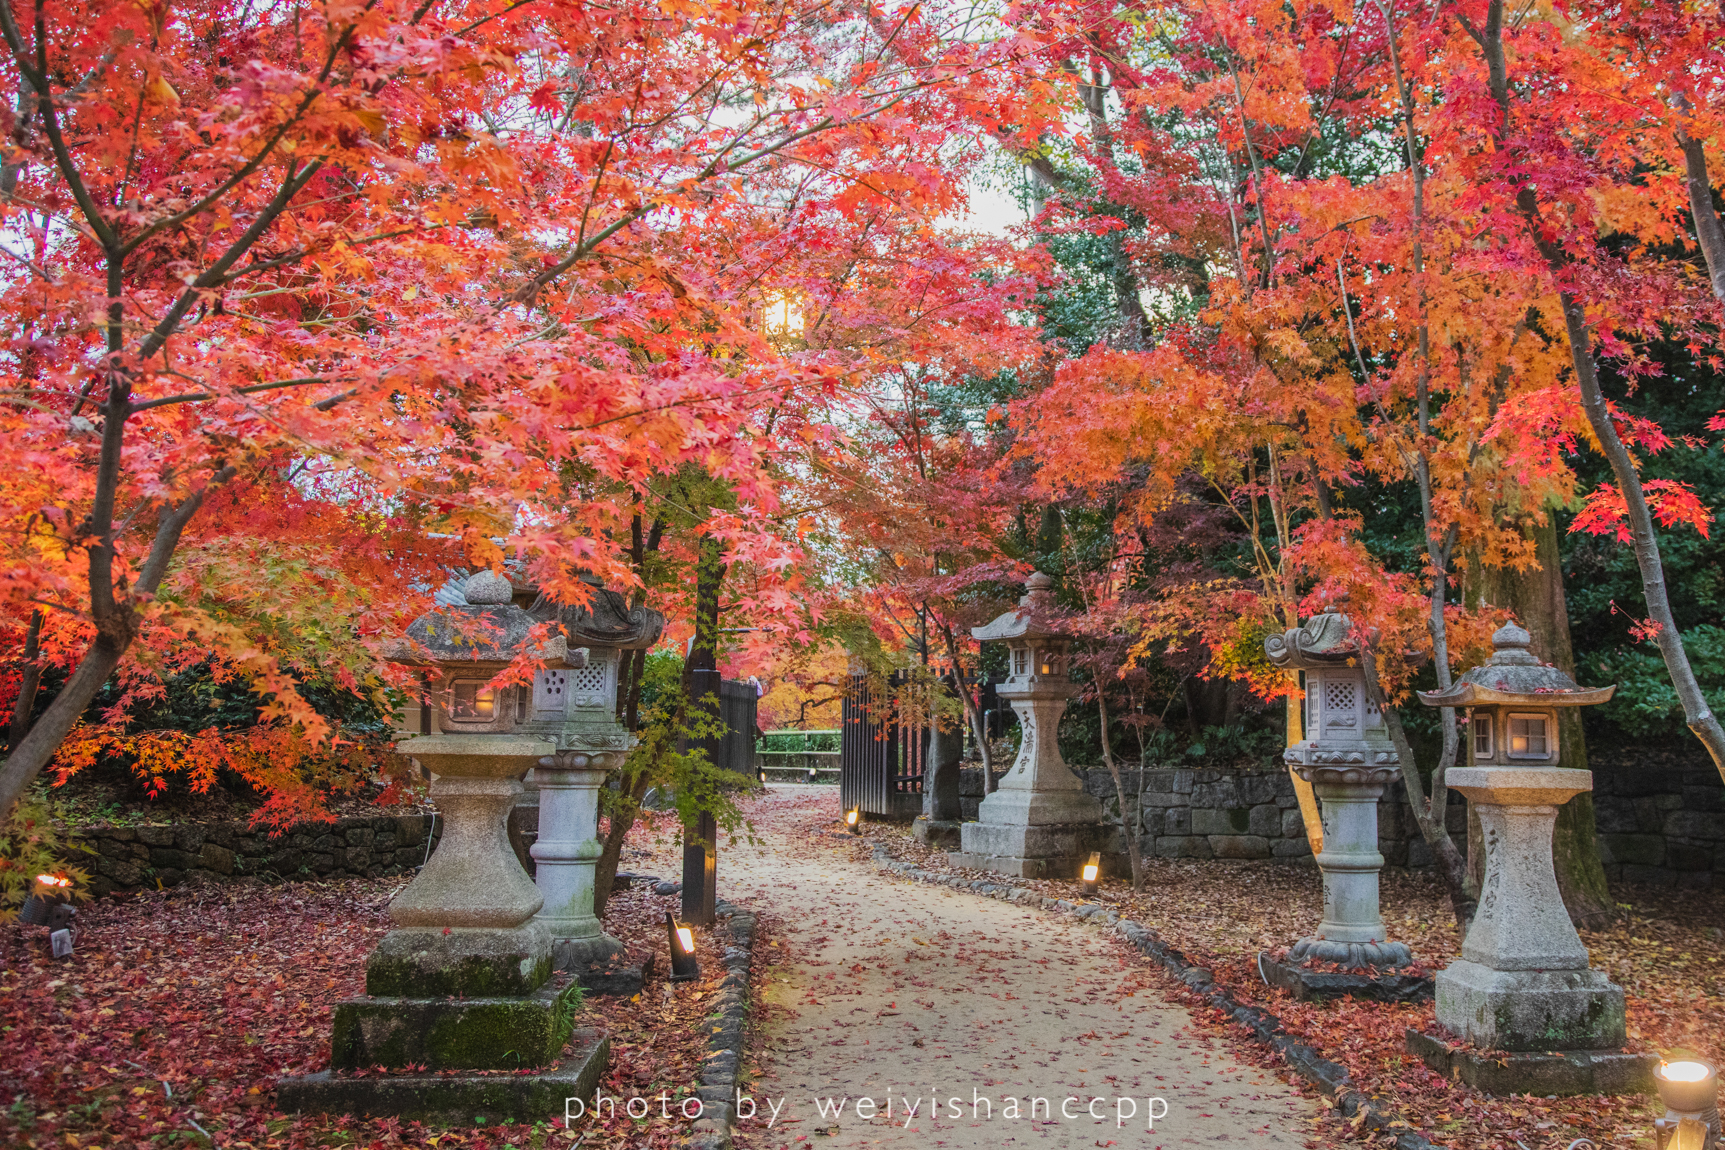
[
  {"xmin": 73, "ymin": 813, "xmax": 444, "ymax": 897},
  {"xmin": 1591, "ymin": 744, "xmax": 1725, "ymax": 888},
  {"xmin": 959, "ymin": 765, "xmax": 1465, "ymax": 869},
  {"xmin": 962, "ymin": 741, "xmax": 1725, "ymax": 883}
]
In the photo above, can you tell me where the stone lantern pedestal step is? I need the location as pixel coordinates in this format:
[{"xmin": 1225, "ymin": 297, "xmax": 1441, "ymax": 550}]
[
  {"xmin": 278, "ymin": 1029, "xmax": 610, "ymax": 1124},
  {"xmin": 332, "ymin": 977, "xmax": 583, "ymax": 1071},
  {"xmin": 949, "ymin": 821, "xmax": 1111, "ymax": 880},
  {"xmin": 1406, "ymin": 1029, "xmax": 1657, "ymax": 1097},
  {"xmin": 1256, "ymin": 955, "xmax": 1432, "ymax": 1004},
  {"xmin": 912, "ymin": 817, "xmax": 963, "ymax": 850}
]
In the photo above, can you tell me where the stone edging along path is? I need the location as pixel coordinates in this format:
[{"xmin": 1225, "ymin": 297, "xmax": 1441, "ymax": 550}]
[
  {"xmin": 686, "ymin": 899, "xmax": 758, "ymax": 1150},
  {"xmin": 867, "ymin": 845, "xmax": 1442, "ymax": 1150}
]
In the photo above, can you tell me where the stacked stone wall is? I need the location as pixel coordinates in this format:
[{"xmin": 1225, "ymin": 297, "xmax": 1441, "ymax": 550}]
[
  {"xmin": 962, "ymin": 742, "xmax": 1725, "ymax": 882},
  {"xmin": 961, "ymin": 765, "xmax": 1461, "ymax": 869},
  {"xmin": 72, "ymin": 813, "xmax": 444, "ymax": 897},
  {"xmin": 1591, "ymin": 744, "xmax": 1725, "ymax": 888}
]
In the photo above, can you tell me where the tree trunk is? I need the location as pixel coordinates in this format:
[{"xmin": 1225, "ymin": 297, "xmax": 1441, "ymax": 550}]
[
  {"xmin": 1475, "ymin": 515, "xmax": 1614, "ymax": 928},
  {"xmin": 1678, "ymin": 119, "xmax": 1725, "ymax": 303},
  {"xmin": 595, "ymin": 532, "xmax": 726, "ymax": 919},
  {"xmin": 7, "ymin": 610, "xmax": 43, "ymax": 748},
  {"xmin": 1360, "ymin": 645, "xmax": 1476, "ymax": 929},
  {"xmin": 1467, "ymin": 2, "xmax": 1725, "ymax": 780},
  {"xmin": 923, "ymin": 674, "xmax": 962, "ymax": 822},
  {"xmin": 1095, "ymin": 669, "xmax": 1145, "ymax": 889},
  {"xmin": 937, "ymin": 620, "xmax": 994, "ymax": 791}
]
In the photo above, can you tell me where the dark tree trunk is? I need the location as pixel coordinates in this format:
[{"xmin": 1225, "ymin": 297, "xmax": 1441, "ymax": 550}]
[
  {"xmin": 922, "ymin": 674, "xmax": 962, "ymax": 822},
  {"xmin": 7, "ymin": 610, "xmax": 43, "ymax": 748}
]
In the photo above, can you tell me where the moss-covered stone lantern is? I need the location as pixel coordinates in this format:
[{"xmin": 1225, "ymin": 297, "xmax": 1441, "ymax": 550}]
[
  {"xmin": 1408, "ymin": 622, "xmax": 1652, "ymax": 1095},
  {"xmin": 278, "ymin": 570, "xmax": 608, "ymax": 1121}
]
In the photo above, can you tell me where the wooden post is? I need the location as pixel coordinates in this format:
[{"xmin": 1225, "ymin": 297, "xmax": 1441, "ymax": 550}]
[{"xmin": 681, "ymin": 809, "xmax": 717, "ymax": 926}]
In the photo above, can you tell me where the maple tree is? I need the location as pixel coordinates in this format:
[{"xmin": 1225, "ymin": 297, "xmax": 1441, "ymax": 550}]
[
  {"xmin": 967, "ymin": 0, "xmax": 1725, "ymax": 929},
  {"xmin": 0, "ymin": 0, "xmax": 1064, "ymax": 826}
]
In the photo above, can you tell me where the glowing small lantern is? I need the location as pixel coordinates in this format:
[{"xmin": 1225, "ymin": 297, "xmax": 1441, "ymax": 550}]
[
  {"xmin": 19, "ymin": 873, "xmax": 77, "ymax": 949},
  {"xmin": 846, "ymin": 807, "xmax": 862, "ymax": 835},
  {"xmin": 666, "ymin": 912, "xmax": 700, "ymax": 982},
  {"xmin": 1655, "ymin": 1059, "xmax": 1719, "ymax": 1150},
  {"xmin": 1080, "ymin": 851, "xmax": 1100, "ymax": 896}
]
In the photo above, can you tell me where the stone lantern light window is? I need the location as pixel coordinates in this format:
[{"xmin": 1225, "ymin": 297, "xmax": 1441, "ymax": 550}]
[
  {"xmin": 1012, "ymin": 648, "xmax": 1027, "ymax": 677},
  {"xmin": 531, "ymin": 668, "xmax": 567, "ymax": 721},
  {"xmin": 1506, "ymin": 713, "xmax": 1551, "ymax": 759},
  {"xmin": 450, "ymin": 680, "xmax": 499, "ymax": 721},
  {"xmin": 1471, "ymin": 712, "xmax": 1493, "ymax": 759}
]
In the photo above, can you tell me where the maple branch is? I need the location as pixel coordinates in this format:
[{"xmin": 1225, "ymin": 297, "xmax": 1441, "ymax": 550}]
[
  {"xmin": 0, "ymin": 0, "xmax": 118, "ymax": 250},
  {"xmin": 125, "ymin": 376, "xmax": 341, "ymax": 414},
  {"xmin": 1221, "ymin": 48, "xmax": 1277, "ymax": 291},
  {"xmin": 137, "ymin": 159, "xmax": 325, "ymax": 363},
  {"xmin": 0, "ymin": 465, "xmax": 236, "ymax": 817},
  {"xmin": 450, "ymin": 0, "xmax": 536, "ymax": 38},
  {"xmin": 116, "ymin": 3, "xmax": 376, "ymax": 258},
  {"xmin": 1675, "ymin": 97, "xmax": 1725, "ymax": 303},
  {"xmin": 520, "ymin": 80, "xmax": 937, "ymax": 298}
]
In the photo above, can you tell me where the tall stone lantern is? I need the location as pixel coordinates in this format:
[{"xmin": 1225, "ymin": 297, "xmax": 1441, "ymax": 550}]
[
  {"xmin": 1259, "ymin": 611, "xmax": 1417, "ymax": 1000},
  {"xmin": 278, "ymin": 571, "xmax": 609, "ymax": 1121},
  {"xmin": 1407, "ymin": 622, "xmax": 1653, "ymax": 1095},
  {"xmin": 519, "ymin": 580, "xmax": 663, "ymax": 974},
  {"xmin": 950, "ymin": 572, "xmax": 1106, "ymax": 878}
]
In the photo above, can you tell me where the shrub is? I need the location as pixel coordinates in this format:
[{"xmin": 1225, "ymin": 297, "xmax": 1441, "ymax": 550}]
[{"xmin": 0, "ymin": 798, "xmax": 93, "ymax": 923}]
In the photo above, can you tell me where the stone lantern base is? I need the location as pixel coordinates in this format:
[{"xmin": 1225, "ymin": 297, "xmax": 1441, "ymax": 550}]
[
  {"xmin": 277, "ymin": 736, "xmax": 610, "ymax": 1122},
  {"xmin": 1406, "ymin": 1029, "xmax": 1656, "ymax": 1097},
  {"xmin": 1404, "ymin": 959, "xmax": 1656, "ymax": 1095},
  {"xmin": 913, "ymin": 816, "xmax": 964, "ymax": 850},
  {"xmin": 1437, "ymin": 960, "xmax": 1626, "ymax": 1053},
  {"xmin": 1405, "ymin": 766, "xmax": 1649, "ymax": 1096},
  {"xmin": 949, "ymin": 819, "xmax": 1111, "ymax": 880},
  {"xmin": 1254, "ymin": 762, "xmax": 1427, "ymax": 1002},
  {"xmin": 1258, "ymin": 955, "xmax": 1431, "ymax": 1004},
  {"xmin": 278, "ymin": 1031, "xmax": 610, "ymax": 1124}
]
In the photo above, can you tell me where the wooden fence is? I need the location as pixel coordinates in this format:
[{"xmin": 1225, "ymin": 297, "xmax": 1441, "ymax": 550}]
[{"xmin": 840, "ymin": 670, "xmax": 925, "ymax": 817}]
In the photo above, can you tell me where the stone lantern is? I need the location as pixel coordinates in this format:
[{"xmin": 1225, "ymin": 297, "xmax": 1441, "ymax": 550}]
[
  {"xmin": 1408, "ymin": 622, "xmax": 1652, "ymax": 1095},
  {"xmin": 519, "ymin": 579, "xmax": 663, "ymax": 975},
  {"xmin": 278, "ymin": 571, "xmax": 608, "ymax": 1120},
  {"xmin": 1259, "ymin": 611, "xmax": 1417, "ymax": 1000},
  {"xmin": 950, "ymin": 572, "xmax": 1106, "ymax": 878}
]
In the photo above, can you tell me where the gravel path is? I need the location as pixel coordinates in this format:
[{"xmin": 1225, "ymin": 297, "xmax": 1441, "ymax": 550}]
[{"xmin": 726, "ymin": 786, "xmax": 1318, "ymax": 1148}]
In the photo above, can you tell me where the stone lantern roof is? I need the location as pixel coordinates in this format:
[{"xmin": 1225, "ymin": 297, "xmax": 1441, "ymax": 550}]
[
  {"xmin": 1417, "ymin": 622, "xmax": 1614, "ymax": 708},
  {"xmin": 971, "ymin": 572, "xmax": 1069, "ymax": 643},
  {"xmin": 385, "ymin": 571, "xmax": 582, "ymax": 671},
  {"xmin": 552, "ymin": 578, "xmax": 664, "ymax": 649},
  {"xmin": 1264, "ymin": 610, "xmax": 1368, "ymax": 671}
]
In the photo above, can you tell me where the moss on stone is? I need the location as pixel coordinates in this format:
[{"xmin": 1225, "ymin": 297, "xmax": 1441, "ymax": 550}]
[
  {"xmin": 332, "ymin": 980, "xmax": 582, "ymax": 1071},
  {"xmin": 365, "ymin": 948, "xmax": 551, "ymax": 998}
]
